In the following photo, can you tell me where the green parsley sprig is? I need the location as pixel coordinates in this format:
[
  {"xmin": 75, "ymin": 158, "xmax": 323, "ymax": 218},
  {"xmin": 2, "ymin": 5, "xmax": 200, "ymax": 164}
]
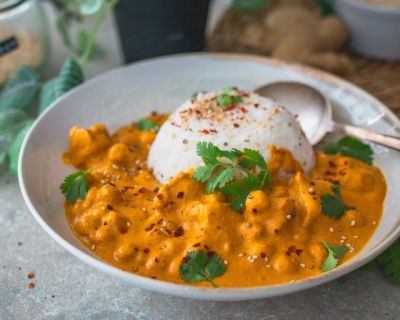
[
  {"xmin": 137, "ymin": 118, "xmax": 159, "ymax": 131},
  {"xmin": 215, "ymin": 87, "xmax": 243, "ymax": 108},
  {"xmin": 193, "ymin": 142, "xmax": 272, "ymax": 211},
  {"xmin": 321, "ymin": 184, "xmax": 353, "ymax": 219},
  {"xmin": 323, "ymin": 136, "xmax": 373, "ymax": 164},
  {"xmin": 179, "ymin": 250, "xmax": 226, "ymax": 287},
  {"xmin": 321, "ymin": 240, "xmax": 348, "ymax": 272},
  {"xmin": 60, "ymin": 169, "xmax": 91, "ymax": 204}
]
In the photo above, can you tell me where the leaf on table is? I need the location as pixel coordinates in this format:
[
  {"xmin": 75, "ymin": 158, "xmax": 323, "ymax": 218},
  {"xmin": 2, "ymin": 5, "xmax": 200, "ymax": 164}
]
[
  {"xmin": 231, "ymin": 0, "xmax": 270, "ymax": 12},
  {"xmin": 39, "ymin": 58, "xmax": 84, "ymax": 114},
  {"xmin": 0, "ymin": 65, "xmax": 39, "ymax": 113},
  {"xmin": 80, "ymin": 0, "xmax": 103, "ymax": 15},
  {"xmin": 368, "ymin": 239, "xmax": 400, "ymax": 284},
  {"xmin": 7, "ymin": 120, "xmax": 35, "ymax": 175}
]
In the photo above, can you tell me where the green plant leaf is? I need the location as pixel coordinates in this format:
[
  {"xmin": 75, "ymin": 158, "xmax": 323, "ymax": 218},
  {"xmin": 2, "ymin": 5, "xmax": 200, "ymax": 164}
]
[
  {"xmin": 60, "ymin": 169, "xmax": 91, "ymax": 204},
  {"xmin": 321, "ymin": 241, "xmax": 348, "ymax": 272},
  {"xmin": 317, "ymin": 0, "xmax": 334, "ymax": 15},
  {"xmin": 57, "ymin": 10, "xmax": 73, "ymax": 49},
  {"xmin": 136, "ymin": 118, "xmax": 159, "ymax": 131},
  {"xmin": 7, "ymin": 120, "xmax": 34, "ymax": 176},
  {"xmin": 323, "ymin": 136, "xmax": 373, "ymax": 164},
  {"xmin": 0, "ymin": 65, "xmax": 39, "ymax": 113},
  {"xmin": 231, "ymin": 0, "xmax": 270, "ymax": 12},
  {"xmin": 0, "ymin": 109, "xmax": 31, "ymax": 141},
  {"xmin": 39, "ymin": 58, "xmax": 84, "ymax": 113},
  {"xmin": 80, "ymin": 0, "xmax": 103, "ymax": 15},
  {"xmin": 320, "ymin": 184, "xmax": 353, "ymax": 219},
  {"xmin": 179, "ymin": 250, "xmax": 226, "ymax": 287}
]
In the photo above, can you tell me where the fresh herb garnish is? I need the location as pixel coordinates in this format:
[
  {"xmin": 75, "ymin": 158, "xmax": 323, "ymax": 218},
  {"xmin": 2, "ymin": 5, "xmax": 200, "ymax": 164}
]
[
  {"xmin": 323, "ymin": 136, "xmax": 373, "ymax": 164},
  {"xmin": 137, "ymin": 118, "xmax": 159, "ymax": 131},
  {"xmin": 193, "ymin": 142, "xmax": 272, "ymax": 211},
  {"xmin": 321, "ymin": 240, "xmax": 348, "ymax": 272},
  {"xmin": 215, "ymin": 87, "xmax": 243, "ymax": 108},
  {"xmin": 179, "ymin": 250, "xmax": 226, "ymax": 287},
  {"xmin": 321, "ymin": 184, "xmax": 353, "ymax": 219},
  {"xmin": 60, "ymin": 169, "xmax": 91, "ymax": 204},
  {"xmin": 366, "ymin": 238, "xmax": 400, "ymax": 283}
]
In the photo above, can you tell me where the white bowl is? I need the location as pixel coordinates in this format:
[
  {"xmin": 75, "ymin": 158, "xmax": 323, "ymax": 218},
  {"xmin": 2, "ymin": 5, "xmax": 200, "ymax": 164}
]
[
  {"xmin": 334, "ymin": 0, "xmax": 400, "ymax": 60},
  {"xmin": 19, "ymin": 53, "xmax": 400, "ymax": 301}
]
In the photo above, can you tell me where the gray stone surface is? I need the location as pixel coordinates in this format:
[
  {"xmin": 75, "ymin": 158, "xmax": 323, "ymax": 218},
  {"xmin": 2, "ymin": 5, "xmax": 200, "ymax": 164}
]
[{"xmin": 0, "ymin": 170, "xmax": 399, "ymax": 320}]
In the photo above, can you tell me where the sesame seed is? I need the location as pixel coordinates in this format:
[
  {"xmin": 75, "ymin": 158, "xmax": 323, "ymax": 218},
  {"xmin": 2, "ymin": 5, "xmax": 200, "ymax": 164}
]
[
  {"xmin": 266, "ymin": 264, "xmax": 271, "ymax": 268},
  {"xmin": 341, "ymin": 236, "xmax": 347, "ymax": 240},
  {"xmin": 329, "ymin": 227, "xmax": 334, "ymax": 233},
  {"xmin": 238, "ymin": 252, "xmax": 245, "ymax": 257},
  {"xmin": 372, "ymin": 221, "xmax": 377, "ymax": 225},
  {"xmin": 308, "ymin": 187, "xmax": 316, "ymax": 195},
  {"xmin": 286, "ymin": 214, "xmax": 293, "ymax": 220},
  {"xmin": 299, "ymin": 263, "xmax": 306, "ymax": 268},
  {"xmin": 224, "ymin": 260, "xmax": 228, "ymax": 265},
  {"xmin": 340, "ymin": 239, "xmax": 345, "ymax": 243},
  {"xmin": 350, "ymin": 220, "xmax": 356, "ymax": 226},
  {"xmin": 353, "ymin": 235, "xmax": 359, "ymax": 239}
]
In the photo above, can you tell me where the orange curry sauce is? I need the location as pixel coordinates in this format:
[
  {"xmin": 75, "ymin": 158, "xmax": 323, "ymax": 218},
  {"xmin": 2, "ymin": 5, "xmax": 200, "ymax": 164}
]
[{"xmin": 63, "ymin": 114, "xmax": 386, "ymax": 287}]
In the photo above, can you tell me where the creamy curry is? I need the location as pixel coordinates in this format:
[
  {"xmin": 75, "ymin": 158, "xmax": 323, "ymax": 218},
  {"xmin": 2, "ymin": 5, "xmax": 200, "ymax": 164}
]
[{"xmin": 63, "ymin": 114, "xmax": 386, "ymax": 287}]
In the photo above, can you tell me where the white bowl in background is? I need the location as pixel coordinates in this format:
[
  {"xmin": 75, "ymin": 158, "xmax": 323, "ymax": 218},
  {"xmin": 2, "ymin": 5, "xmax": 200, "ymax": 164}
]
[
  {"xmin": 334, "ymin": 0, "xmax": 400, "ymax": 60},
  {"xmin": 19, "ymin": 53, "xmax": 400, "ymax": 300}
]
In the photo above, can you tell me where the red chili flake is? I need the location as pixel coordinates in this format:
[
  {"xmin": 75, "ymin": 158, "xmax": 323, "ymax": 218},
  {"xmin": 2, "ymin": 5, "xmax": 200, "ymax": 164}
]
[
  {"xmin": 27, "ymin": 272, "xmax": 35, "ymax": 279},
  {"xmin": 193, "ymin": 243, "xmax": 201, "ymax": 247},
  {"xmin": 286, "ymin": 245, "xmax": 303, "ymax": 256},
  {"xmin": 18, "ymin": 241, "xmax": 23, "ymax": 246},
  {"xmin": 254, "ymin": 103, "xmax": 259, "ymax": 108},
  {"xmin": 209, "ymin": 129, "xmax": 218, "ymax": 134},
  {"xmin": 155, "ymin": 258, "xmax": 160, "ymax": 263},
  {"xmin": 233, "ymin": 123, "xmax": 240, "ymax": 128},
  {"xmin": 150, "ymin": 276, "xmax": 157, "ymax": 279},
  {"xmin": 169, "ymin": 201, "xmax": 175, "ymax": 205},
  {"xmin": 173, "ymin": 227, "xmax": 184, "ymax": 237},
  {"xmin": 240, "ymin": 107, "xmax": 248, "ymax": 113},
  {"xmin": 152, "ymin": 187, "xmax": 159, "ymax": 193},
  {"xmin": 274, "ymin": 229, "xmax": 279, "ymax": 234},
  {"xmin": 28, "ymin": 283, "xmax": 35, "ymax": 289},
  {"xmin": 217, "ymin": 226, "xmax": 221, "ymax": 230},
  {"xmin": 106, "ymin": 204, "xmax": 114, "ymax": 210},
  {"xmin": 339, "ymin": 170, "xmax": 346, "ymax": 176},
  {"xmin": 310, "ymin": 181, "xmax": 315, "ymax": 186},
  {"xmin": 145, "ymin": 223, "xmax": 155, "ymax": 232},
  {"xmin": 119, "ymin": 227, "xmax": 128, "ymax": 234},
  {"xmin": 200, "ymin": 129, "xmax": 210, "ymax": 134},
  {"xmin": 143, "ymin": 248, "xmax": 150, "ymax": 254},
  {"xmin": 156, "ymin": 193, "xmax": 164, "ymax": 200},
  {"xmin": 108, "ymin": 182, "xmax": 116, "ymax": 187},
  {"xmin": 139, "ymin": 187, "xmax": 147, "ymax": 193},
  {"xmin": 207, "ymin": 251, "xmax": 216, "ymax": 257},
  {"xmin": 260, "ymin": 252, "xmax": 266, "ymax": 259},
  {"xmin": 329, "ymin": 161, "xmax": 337, "ymax": 168},
  {"xmin": 252, "ymin": 208, "xmax": 258, "ymax": 213},
  {"xmin": 325, "ymin": 170, "xmax": 336, "ymax": 176},
  {"xmin": 134, "ymin": 247, "xmax": 139, "ymax": 252},
  {"xmin": 182, "ymin": 255, "xmax": 191, "ymax": 263},
  {"xmin": 176, "ymin": 192, "xmax": 184, "ymax": 199}
]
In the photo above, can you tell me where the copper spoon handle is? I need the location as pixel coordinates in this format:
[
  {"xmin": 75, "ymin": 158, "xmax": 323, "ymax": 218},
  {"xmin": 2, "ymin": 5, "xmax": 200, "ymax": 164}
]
[{"xmin": 335, "ymin": 123, "xmax": 400, "ymax": 151}]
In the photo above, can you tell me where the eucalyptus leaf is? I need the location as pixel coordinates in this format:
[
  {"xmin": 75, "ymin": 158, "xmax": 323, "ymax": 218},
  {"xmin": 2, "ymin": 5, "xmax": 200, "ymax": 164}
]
[
  {"xmin": 0, "ymin": 65, "xmax": 39, "ymax": 113},
  {"xmin": 231, "ymin": 0, "xmax": 270, "ymax": 12},
  {"xmin": 39, "ymin": 58, "xmax": 84, "ymax": 113},
  {"xmin": 57, "ymin": 10, "xmax": 73, "ymax": 49},
  {"xmin": 8, "ymin": 119, "xmax": 34, "ymax": 176},
  {"xmin": 80, "ymin": 0, "xmax": 103, "ymax": 15}
]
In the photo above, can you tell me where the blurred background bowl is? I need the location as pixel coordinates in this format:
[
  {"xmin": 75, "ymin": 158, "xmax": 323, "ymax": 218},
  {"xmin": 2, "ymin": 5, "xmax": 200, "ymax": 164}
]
[{"xmin": 333, "ymin": 0, "xmax": 400, "ymax": 60}]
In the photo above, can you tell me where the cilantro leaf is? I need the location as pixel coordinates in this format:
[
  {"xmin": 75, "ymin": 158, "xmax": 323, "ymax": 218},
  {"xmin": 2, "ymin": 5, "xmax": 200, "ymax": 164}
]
[
  {"xmin": 60, "ymin": 169, "xmax": 91, "ymax": 204},
  {"xmin": 215, "ymin": 87, "xmax": 243, "ymax": 108},
  {"xmin": 321, "ymin": 240, "xmax": 348, "ymax": 272},
  {"xmin": 367, "ymin": 239, "xmax": 400, "ymax": 284},
  {"xmin": 179, "ymin": 250, "xmax": 226, "ymax": 287},
  {"xmin": 193, "ymin": 142, "xmax": 272, "ymax": 211},
  {"xmin": 323, "ymin": 136, "xmax": 373, "ymax": 164},
  {"xmin": 137, "ymin": 118, "xmax": 159, "ymax": 131},
  {"xmin": 321, "ymin": 184, "xmax": 353, "ymax": 219}
]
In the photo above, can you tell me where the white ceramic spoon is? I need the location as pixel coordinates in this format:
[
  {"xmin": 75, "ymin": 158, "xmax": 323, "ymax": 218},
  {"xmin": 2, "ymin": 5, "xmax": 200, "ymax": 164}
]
[{"xmin": 256, "ymin": 81, "xmax": 400, "ymax": 150}]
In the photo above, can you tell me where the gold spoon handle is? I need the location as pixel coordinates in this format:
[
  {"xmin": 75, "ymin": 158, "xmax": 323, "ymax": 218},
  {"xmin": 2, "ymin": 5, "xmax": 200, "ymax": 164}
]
[{"xmin": 335, "ymin": 123, "xmax": 400, "ymax": 151}]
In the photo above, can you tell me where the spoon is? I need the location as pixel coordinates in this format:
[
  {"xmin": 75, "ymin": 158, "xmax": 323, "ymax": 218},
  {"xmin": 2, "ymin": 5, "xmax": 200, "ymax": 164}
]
[{"xmin": 255, "ymin": 81, "xmax": 400, "ymax": 151}]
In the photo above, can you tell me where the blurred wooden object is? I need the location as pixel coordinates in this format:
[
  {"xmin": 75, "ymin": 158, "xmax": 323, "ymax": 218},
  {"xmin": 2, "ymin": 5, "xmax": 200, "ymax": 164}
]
[{"xmin": 208, "ymin": 0, "xmax": 400, "ymax": 117}]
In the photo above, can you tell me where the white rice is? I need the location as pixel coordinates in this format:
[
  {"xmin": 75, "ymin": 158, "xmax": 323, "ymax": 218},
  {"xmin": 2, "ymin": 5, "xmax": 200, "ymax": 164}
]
[{"xmin": 148, "ymin": 89, "xmax": 315, "ymax": 183}]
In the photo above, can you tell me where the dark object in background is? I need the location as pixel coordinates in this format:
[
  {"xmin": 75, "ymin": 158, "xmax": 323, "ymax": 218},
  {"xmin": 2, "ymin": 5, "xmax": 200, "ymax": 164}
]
[{"xmin": 114, "ymin": 0, "xmax": 211, "ymax": 63}]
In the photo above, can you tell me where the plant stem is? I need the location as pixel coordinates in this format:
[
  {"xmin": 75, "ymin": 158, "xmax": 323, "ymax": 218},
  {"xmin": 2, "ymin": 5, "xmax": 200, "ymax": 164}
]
[{"xmin": 78, "ymin": 0, "xmax": 119, "ymax": 68}]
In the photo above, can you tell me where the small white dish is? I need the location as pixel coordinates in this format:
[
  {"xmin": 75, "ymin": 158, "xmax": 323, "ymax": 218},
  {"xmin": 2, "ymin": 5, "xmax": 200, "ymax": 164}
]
[
  {"xmin": 334, "ymin": 0, "xmax": 400, "ymax": 60},
  {"xmin": 19, "ymin": 53, "xmax": 400, "ymax": 301}
]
